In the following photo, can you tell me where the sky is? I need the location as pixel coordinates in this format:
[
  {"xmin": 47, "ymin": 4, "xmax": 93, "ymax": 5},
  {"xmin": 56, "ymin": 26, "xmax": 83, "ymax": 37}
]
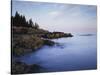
[{"xmin": 12, "ymin": 1, "xmax": 97, "ymax": 33}]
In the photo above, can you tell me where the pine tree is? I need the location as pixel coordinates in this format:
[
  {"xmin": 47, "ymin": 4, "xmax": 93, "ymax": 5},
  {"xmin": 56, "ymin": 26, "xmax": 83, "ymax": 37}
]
[
  {"xmin": 29, "ymin": 19, "xmax": 33, "ymax": 27},
  {"xmin": 34, "ymin": 22, "xmax": 39, "ymax": 29}
]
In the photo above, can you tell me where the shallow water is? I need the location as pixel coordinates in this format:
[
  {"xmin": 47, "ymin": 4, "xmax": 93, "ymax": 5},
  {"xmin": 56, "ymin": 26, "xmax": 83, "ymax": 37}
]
[{"xmin": 15, "ymin": 33, "xmax": 97, "ymax": 72}]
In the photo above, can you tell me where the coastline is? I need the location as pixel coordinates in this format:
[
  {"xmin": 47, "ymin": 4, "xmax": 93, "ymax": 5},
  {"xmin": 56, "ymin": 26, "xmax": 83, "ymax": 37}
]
[{"xmin": 11, "ymin": 12, "xmax": 73, "ymax": 74}]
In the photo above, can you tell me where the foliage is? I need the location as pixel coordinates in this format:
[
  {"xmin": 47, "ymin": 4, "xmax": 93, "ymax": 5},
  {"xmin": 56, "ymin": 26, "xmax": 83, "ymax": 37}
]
[
  {"xmin": 34, "ymin": 22, "xmax": 39, "ymax": 29},
  {"xmin": 12, "ymin": 11, "xmax": 39, "ymax": 29}
]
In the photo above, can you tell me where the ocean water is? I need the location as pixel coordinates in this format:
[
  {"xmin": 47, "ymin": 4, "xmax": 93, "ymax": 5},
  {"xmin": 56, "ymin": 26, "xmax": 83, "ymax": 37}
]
[{"xmin": 15, "ymin": 33, "xmax": 97, "ymax": 72}]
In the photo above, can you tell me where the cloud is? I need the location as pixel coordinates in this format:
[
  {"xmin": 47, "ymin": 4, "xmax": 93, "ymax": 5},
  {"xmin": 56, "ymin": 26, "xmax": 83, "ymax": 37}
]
[
  {"xmin": 48, "ymin": 11, "xmax": 61, "ymax": 16},
  {"xmin": 45, "ymin": 5, "xmax": 96, "ymax": 33},
  {"xmin": 12, "ymin": 1, "xmax": 97, "ymax": 33}
]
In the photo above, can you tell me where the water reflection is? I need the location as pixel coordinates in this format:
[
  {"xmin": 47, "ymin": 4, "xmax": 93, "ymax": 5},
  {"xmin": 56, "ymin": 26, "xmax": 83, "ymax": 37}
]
[{"xmin": 15, "ymin": 33, "xmax": 97, "ymax": 72}]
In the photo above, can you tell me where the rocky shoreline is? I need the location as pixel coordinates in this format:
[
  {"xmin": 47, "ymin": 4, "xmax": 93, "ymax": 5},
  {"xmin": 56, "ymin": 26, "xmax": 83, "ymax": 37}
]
[
  {"xmin": 11, "ymin": 27, "xmax": 73, "ymax": 74},
  {"xmin": 12, "ymin": 34, "xmax": 55, "ymax": 56},
  {"xmin": 11, "ymin": 61, "xmax": 43, "ymax": 74},
  {"xmin": 11, "ymin": 12, "xmax": 73, "ymax": 74}
]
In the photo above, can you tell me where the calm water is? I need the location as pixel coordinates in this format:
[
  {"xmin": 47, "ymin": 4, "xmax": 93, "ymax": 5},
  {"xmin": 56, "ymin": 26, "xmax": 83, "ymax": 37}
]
[{"xmin": 15, "ymin": 33, "xmax": 97, "ymax": 72}]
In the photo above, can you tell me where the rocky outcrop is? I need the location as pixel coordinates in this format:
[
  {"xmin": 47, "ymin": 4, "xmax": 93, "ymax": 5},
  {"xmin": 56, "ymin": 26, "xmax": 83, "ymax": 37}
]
[
  {"xmin": 11, "ymin": 61, "xmax": 42, "ymax": 74},
  {"xmin": 12, "ymin": 34, "xmax": 55, "ymax": 56}
]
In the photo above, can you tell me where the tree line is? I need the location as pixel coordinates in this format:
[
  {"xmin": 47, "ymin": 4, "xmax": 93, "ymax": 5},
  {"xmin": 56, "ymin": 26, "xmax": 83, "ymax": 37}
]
[{"xmin": 11, "ymin": 11, "xmax": 39, "ymax": 29}]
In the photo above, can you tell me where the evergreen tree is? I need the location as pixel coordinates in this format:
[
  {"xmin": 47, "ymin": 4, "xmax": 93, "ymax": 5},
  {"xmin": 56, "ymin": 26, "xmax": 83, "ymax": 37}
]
[
  {"xmin": 14, "ymin": 11, "xmax": 20, "ymax": 26},
  {"xmin": 12, "ymin": 11, "xmax": 40, "ymax": 28},
  {"xmin": 29, "ymin": 19, "xmax": 33, "ymax": 27},
  {"xmin": 34, "ymin": 22, "xmax": 39, "ymax": 29}
]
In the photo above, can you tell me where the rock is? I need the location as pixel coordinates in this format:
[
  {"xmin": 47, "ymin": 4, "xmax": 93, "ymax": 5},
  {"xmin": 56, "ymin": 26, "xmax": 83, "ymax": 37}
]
[
  {"xmin": 12, "ymin": 35, "xmax": 44, "ymax": 56},
  {"xmin": 43, "ymin": 39, "xmax": 55, "ymax": 46},
  {"xmin": 11, "ymin": 61, "xmax": 42, "ymax": 74}
]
